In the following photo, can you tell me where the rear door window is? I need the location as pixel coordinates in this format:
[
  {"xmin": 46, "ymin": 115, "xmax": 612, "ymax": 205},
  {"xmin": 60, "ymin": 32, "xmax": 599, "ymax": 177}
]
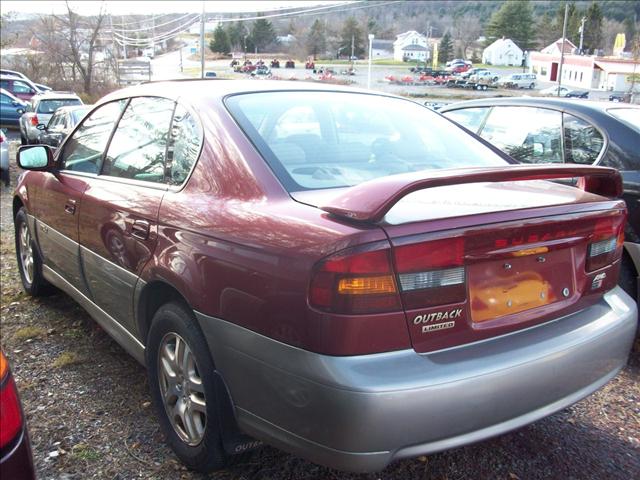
[
  {"xmin": 101, "ymin": 97, "xmax": 175, "ymax": 183},
  {"xmin": 563, "ymin": 114, "xmax": 604, "ymax": 164},
  {"xmin": 37, "ymin": 98, "xmax": 82, "ymax": 114},
  {"xmin": 479, "ymin": 106, "xmax": 563, "ymax": 163}
]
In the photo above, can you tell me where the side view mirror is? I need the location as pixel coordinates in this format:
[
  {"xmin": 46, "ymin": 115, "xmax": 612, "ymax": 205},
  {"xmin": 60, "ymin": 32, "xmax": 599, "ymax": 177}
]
[
  {"xmin": 17, "ymin": 145, "xmax": 56, "ymax": 171},
  {"xmin": 17, "ymin": 108, "xmax": 25, "ymax": 115},
  {"xmin": 36, "ymin": 124, "xmax": 46, "ymax": 130}
]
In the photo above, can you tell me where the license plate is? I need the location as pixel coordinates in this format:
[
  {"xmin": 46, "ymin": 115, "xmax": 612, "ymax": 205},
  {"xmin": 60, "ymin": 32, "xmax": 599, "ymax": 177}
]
[{"xmin": 468, "ymin": 250, "xmax": 574, "ymax": 323}]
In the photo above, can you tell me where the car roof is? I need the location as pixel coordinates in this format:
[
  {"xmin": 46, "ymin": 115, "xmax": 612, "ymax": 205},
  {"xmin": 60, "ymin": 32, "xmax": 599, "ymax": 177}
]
[
  {"xmin": 439, "ymin": 96, "xmax": 640, "ymax": 116},
  {"xmin": 32, "ymin": 91, "xmax": 82, "ymax": 100},
  {"xmin": 55, "ymin": 105, "xmax": 92, "ymax": 113},
  {"xmin": 99, "ymin": 79, "xmax": 397, "ymax": 106}
]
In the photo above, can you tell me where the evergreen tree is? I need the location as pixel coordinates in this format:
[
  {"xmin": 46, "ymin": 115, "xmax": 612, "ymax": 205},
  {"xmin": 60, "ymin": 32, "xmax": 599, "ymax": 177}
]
[
  {"xmin": 226, "ymin": 22, "xmax": 248, "ymax": 51},
  {"xmin": 484, "ymin": 0, "xmax": 536, "ymax": 50},
  {"xmin": 209, "ymin": 24, "xmax": 230, "ymax": 54},
  {"xmin": 582, "ymin": 2, "xmax": 603, "ymax": 53},
  {"xmin": 306, "ymin": 19, "xmax": 327, "ymax": 59},
  {"xmin": 537, "ymin": 12, "xmax": 559, "ymax": 48},
  {"xmin": 439, "ymin": 32, "xmax": 453, "ymax": 63},
  {"xmin": 555, "ymin": 2, "xmax": 581, "ymax": 45},
  {"xmin": 250, "ymin": 17, "xmax": 277, "ymax": 53},
  {"xmin": 339, "ymin": 17, "xmax": 365, "ymax": 58}
]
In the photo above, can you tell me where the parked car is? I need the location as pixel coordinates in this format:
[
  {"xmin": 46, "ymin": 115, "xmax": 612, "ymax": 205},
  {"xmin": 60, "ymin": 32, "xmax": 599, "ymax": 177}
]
[
  {"xmin": 498, "ymin": 73, "xmax": 537, "ymax": 89},
  {"xmin": 204, "ymin": 71, "xmax": 217, "ymax": 78},
  {"xmin": 0, "ymin": 88, "xmax": 27, "ymax": 127},
  {"xmin": 1, "ymin": 129, "xmax": 9, "ymax": 186},
  {"xmin": 540, "ymin": 85, "xmax": 572, "ymax": 96},
  {"xmin": 0, "ymin": 69, "xmax": 51, "ymax": 92},
  {"xmin": 20, "ymin": 91, "xmax": 83, "ymax": 144},
  {"xmin": 440, "ymin": 97, "xmax": 640, "ymax": 299},
  {"xmin": 566, "ymin": 90, "xmax": 589, "ymax": 98},
  {"xmin": 609, "ymin": 92, "xmax": 631, "ymax": 103},
  {"xmin": 468, "ymin": 70, "xmax": 499, "ymax": 83},
  {"xmin": 37, "ymin": 105, "xmax": 92, "ymax": 149},
  {"xmin": 13, "ymin": 81, "xmax": 637, "ymax": 474},
  {"xmin": 0, "ymin": 76, "xmax": 42, "ymax": 101},
  {"xmin": 0, "ymin": 350, "xmax": 36, "ymax": 479}
]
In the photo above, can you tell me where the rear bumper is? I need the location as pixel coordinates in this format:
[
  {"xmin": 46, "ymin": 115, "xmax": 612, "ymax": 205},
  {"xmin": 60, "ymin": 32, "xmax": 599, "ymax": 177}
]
[
  {"xmin": 0, "ymin": 428, "xmax": 36, "ymax": 480},
  {"xmin": 196, "ymin": 286, "xmax": 637, "ymax": 472}
]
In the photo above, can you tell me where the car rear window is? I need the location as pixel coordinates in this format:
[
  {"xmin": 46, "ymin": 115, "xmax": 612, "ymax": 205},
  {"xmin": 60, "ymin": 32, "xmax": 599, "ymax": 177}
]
[
  {"xmin": 37, "ymin": 98, "xmax": 82, "ymax": 114},
  {"xmin": 607, "ymin": 108, "xmax": 640, "ymax": 132},
  {"xmin": 226, "ymin": 91, "xmax": 507, "ymax": 191}
]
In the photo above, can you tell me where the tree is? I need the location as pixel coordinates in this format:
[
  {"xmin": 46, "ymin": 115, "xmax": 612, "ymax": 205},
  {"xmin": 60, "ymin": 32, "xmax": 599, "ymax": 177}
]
[
  {"xmin": 209, "ymin": 24, "xmax": 230, "ymax": 54},
  {"xmin": 249, "ymin": 17, "xmax": 277, "ymax": 53},
  {"xmin": 439, "ymin": 32, "xmax": 453, "ymax": 63},
  {"xmin": 623, "ymin": 17, "xmax": 637, "ymax": 46},
  {"xmin": 554, "ymin": 2, "xmax": 581, "ymax": 45},
  {"xmin": 537, "ymin": 12, "xmax": 559, "ymax": 49},
  {"xmin": 484, "ymin": 0, "xmax": 536, "ymax": 50},
  {"xmin": 582, "ymin": 2, "xmax": 603, "ymax": 53},
  {"xmin": 306, "ymin": 19, "xmax": 326, "ymax": 59},
  {"xmin": 452, "ymin": 13, "xmax": 482, "ymax": 59},
  {"xmin": 339, "ymin": 17, "xmax": 364, "ymax": 58},
  {"xmin": 226, "ymin": 22, "xmax": 248, "ymax": 51},
  {"xmin": 53, "ymin": 1, "xmax": 107, "ymax": 95}
]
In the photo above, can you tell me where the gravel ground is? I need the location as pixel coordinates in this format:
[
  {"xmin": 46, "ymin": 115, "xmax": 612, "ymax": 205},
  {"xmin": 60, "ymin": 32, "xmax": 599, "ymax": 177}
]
[{"xmin": 0, "ymin": 141, "xmax": 639, "ymax": 480}]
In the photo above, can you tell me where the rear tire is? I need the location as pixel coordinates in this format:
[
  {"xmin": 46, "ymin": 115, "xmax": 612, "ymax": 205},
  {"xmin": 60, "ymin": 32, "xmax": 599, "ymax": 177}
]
[
  {"xmin": 529, "ymin": 83, "xmax": 535, "ymax": 89},
  {"xmin": 146, "ymin": 302, "xmax": 232, "ymax": 473},
  {"xmin": 20, "ymin": 132, "xmax": 27, "ymax": 145},
  {"xmin": 14, "ymin": 208, "xmax": 51, "ymax": 296},
  {"xmin": 619, "ymin": 252, "xmax": 638, "ymax": 302}
]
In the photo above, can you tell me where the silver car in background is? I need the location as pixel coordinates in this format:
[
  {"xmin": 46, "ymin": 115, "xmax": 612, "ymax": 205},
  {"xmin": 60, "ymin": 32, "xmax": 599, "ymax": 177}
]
[{"xmin": 19, "ymin": 91, "xmax": 82, "ymax": 144}]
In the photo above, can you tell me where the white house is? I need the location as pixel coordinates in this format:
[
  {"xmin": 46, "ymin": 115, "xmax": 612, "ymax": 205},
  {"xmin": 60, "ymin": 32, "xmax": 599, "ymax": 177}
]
[
  {"xmin": 540, "ymin": 38, "xmax": 577, "ymax": 56},
  {"xmin": 482, "ymin": 38, "xmax": 523, "ymax": 66},
  {"xmin": 394, "ymin": 30, "xmax": 428, "ymax": 62}
]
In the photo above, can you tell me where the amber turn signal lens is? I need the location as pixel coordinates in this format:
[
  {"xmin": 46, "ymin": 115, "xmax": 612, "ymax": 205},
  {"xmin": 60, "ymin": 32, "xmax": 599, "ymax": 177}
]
[
  {"xmin": 337, "ymin": 275, "xmax": 397, "ymax": 295},
  {"xmin": 0, "ymin": 351, "xmax": 8, "ymax": 381}
]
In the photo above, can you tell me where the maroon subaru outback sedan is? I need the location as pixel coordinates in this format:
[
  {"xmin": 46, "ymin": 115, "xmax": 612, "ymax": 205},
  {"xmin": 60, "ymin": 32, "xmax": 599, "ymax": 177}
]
[{"xmin": 12, "ymin": 80, "xmax": 637, "ymax": 473}]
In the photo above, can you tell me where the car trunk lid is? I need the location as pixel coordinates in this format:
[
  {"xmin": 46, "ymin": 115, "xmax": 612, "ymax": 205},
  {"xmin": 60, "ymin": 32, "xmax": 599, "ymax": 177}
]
[{"xmin": 300, "ymin": 165, "xmax": 626, "ymax": 353}]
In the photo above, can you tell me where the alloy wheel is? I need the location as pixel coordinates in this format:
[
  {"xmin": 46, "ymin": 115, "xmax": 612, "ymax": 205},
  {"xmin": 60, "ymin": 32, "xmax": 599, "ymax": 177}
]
[
  {"xmin": 19, "ymin": 222, "xmax": 34, "ymax": 284},
  {"xmin": 158, "ymin": 332, "xmax": 207, "ymax": 446}
]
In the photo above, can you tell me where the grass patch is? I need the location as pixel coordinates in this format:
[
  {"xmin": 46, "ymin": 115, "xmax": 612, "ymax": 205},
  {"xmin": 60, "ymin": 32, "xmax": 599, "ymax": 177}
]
[
  {"xmin": 13, "ymin": 326, "xmax": 46, "ymax": 341},
  {"xmin": 71, "ymin": 443, "xmax": 101, "ymax": 462},
  {"xmin": 61, "ymin": 329, "xmax": 83, "ymax": 339},
  {"xmin": 52, "ymin": 351, "xmax": 81, "ymax": 368}
]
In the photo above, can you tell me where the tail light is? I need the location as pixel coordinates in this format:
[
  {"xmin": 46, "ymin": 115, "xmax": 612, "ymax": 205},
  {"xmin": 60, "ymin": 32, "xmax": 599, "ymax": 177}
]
[
  {"xmin": 0, "ymin": 351, "xmax": 24, "ymax": 450},
  {"xmin": 30, "ymin": 115, "xmax": 39, "ymax": 126},
  {"xmin": 394, "ymin": 237, "xmax": 466, "ymax": 309},
  {"xmin": 309, "ymin": 243, "xmax": 401, "ymax": 314},
  {"xmin": 586, "ymin": 216, "xmax": 625, "ymax": 272}
]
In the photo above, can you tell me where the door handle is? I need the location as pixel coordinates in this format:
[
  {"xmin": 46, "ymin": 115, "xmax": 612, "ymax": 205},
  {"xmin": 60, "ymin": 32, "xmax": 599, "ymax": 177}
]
[
  {"xmin": 131, "ymin": 220, "xmax": 150, "ymax": 240},
  {"xmin": 64, "ymin": 199, "xmax": 76, "ymax": 215}
]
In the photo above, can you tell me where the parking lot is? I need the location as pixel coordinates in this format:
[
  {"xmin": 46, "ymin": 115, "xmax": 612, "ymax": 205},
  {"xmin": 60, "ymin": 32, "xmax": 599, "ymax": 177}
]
[{"xmin": 0, "ymin": 136, "xmax": 639, "ymax": 478}]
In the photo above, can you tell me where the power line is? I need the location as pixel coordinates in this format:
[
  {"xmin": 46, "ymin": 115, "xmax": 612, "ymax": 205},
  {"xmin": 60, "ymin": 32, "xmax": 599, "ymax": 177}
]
[{"xmin": 114, "ymin": 12, "xmax": 197, "ymax": 33}]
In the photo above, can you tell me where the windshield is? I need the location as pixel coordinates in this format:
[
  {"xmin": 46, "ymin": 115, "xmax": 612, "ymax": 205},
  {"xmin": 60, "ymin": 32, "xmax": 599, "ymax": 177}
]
[
  {"xmin": 607, "ymin": 108, "xmax": 640, "ymax": 132},
  {"xmin": 226, "ymin": 91, "xmax": 507, "ymax": 191},
  {"xmin": 37, "ymin": 98, "xmax": 82, "ymax": 114}
]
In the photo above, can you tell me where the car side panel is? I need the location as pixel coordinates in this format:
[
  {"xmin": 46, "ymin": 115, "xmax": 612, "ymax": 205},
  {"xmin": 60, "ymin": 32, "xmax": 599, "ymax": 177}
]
[{"xmin": 79, "ymin": 177, "xmax": 165, "ymax": 335}]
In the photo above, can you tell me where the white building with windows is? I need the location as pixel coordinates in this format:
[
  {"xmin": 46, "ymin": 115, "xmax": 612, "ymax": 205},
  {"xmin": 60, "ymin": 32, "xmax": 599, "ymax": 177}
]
[
  {"xmin": 482, "ymin": 38, "xmax": 523, "ymax": 66},
  {"xmin": 530, "ymin": 39, "xmax": 640, "ymax": 91},
  {"xmin": 394, "ymin": 30, "xmax": 428, "ymax": 62}
]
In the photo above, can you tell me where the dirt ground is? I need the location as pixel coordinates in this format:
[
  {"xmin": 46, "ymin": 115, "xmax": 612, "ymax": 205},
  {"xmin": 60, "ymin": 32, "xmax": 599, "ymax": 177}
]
[{"xmin": 1, "ymin": 143, "xmax": 639, "ymax": 480}]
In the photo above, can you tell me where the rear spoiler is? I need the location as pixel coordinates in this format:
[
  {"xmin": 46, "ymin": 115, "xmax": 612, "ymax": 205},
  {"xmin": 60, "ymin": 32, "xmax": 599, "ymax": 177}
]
[{"xmin": 320, "ymin": 165, "xmax": 622, "ymax": 223}]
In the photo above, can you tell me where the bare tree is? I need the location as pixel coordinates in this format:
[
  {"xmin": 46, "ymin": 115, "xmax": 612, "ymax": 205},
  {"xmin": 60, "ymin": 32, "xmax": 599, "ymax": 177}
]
[
  {"xmin": 53, "ymin": 1, "xmax": 108, "ymax": 95},
  {"xmin": 452, "ymin": 14, "xmax": 482, "ymax": 59}
]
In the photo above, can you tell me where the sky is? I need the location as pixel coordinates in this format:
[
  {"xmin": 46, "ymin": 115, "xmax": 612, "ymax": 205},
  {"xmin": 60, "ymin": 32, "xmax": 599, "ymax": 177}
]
[{"xmin": 1, "ymin": 0, "xmax": 352, "ymax": 16}]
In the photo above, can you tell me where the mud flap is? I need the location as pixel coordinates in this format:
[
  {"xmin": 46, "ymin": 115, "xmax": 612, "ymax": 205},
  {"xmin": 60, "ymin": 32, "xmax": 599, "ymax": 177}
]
[{"xmin": 213, "ymin": 370, "xmax": 263, "ymax": 455}]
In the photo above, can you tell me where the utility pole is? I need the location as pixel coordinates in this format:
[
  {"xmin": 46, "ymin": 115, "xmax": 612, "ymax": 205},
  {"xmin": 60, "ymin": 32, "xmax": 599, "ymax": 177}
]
[
  {"xmin": 350, "ymin": 34, "xmax": 355, "ymax": 71},
  {"xmin": 578, "ymin": 16, "xmax": 586, "ymax": 54},
  {"xmin": 110, "ymin": 14, "xmax": 120, "ymax": 85},
  {"xmin": 121, "ymin": 15, "xmax": 127, "ymax": 59},
  {"xmin": 367, "ymin": 34, "xmax": 374, "ymax": 89},
  {"xmin": 557, "ymin": 3, "xmax": 568, "ymax": 96},
  {"xmin": 200, "ymin": 1, "xmax": 205, "ymax": 78}
]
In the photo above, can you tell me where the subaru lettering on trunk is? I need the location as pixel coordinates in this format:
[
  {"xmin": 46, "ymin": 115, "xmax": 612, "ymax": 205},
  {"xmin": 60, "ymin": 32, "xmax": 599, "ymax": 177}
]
[{"xmin": 13, "ymin": 80, "xmax": 637, "ymax": 474}]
